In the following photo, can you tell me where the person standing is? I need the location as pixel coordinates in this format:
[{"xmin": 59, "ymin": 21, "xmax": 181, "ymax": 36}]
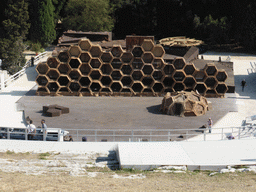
[
  {"xmin": 27, "ymin": 120, "xmax": 36, "ymax": 140},
  {"xmin": 241, "ymin": 79, "xmax": 246, "ymax": 92},
  {"xmin": 41, "ymin": 119, "xmax": 47, "ymax": 140},
  {"xmin": 207, "ymin": 118, "xmax": 213, "ymax": 133}
]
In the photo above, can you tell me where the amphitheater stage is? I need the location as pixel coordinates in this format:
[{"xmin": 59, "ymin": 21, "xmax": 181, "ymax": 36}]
[{"xmin": 17, "ymin": 85, "xmax": 238, "ymax": 141}]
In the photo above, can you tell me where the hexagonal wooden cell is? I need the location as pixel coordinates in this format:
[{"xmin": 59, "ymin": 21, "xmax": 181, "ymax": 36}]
[
  {"xmin": 111, "ymin": 70, "xmax": 122, "ymax": 80},
  {"xmin": 89, "ymin": 70, "xmax": 101, "ymax": 80},
  {"xmin": 69, "ymin": 82, "xmax": 81, "ymax": 92},
  {"xmin": 164, "ymin": 88, "xmax": 174, "ymax": 93},
  {"xmin": 142, "ymin": 64, "xmax": 154, "ymax": 75},
  {"xmin": 215, "ymin": 83, "xmax": 228, "ymax": 95},
  {"xmin": 152, "ymin": 58, "xmax": 165, "ymax": 69},
  {"xmin": 101, "ymin": 52, "xmax": 113, "ymax": 63},
  {"xmin": 100, "ymin": 63, "xmax": 113, "ymax": 75},
  {"xmin": 204, "ymin": 77, "xmax": 218, "ymax": 89},
  {"xmin": 216, "ymin": 70, "xmax": 228, "ymax": 82},
  {"xmin": 152, "ymin": 82, "xmax": 164, "ymax": 93},
  {"xmin": 80, "ymin": 88, "xmax": 92, "ymax": 95},
  {"xmin": 142, "ymin": 76, "xmax": 154, "ymax": 87},
  {"xmin": 205, "ymin": 89, "xmax": 218, "ymax": 97},
  {"xmin": 121, "ymin": 76, "xmax": 133, "ymax": 86},
  {"xmin": 58, "ymin": 51, "xmax": 70, "ymax": 63},
  {"xmin": 46, "ymin": 69, "xmax": 60, "ymax": 80},
  {"xmin": 100, "ymin": 87, "xmax": 112, "ymax": 95},
  {"xmin": 173, "ymin": 82, "xmax": 185, "ymax": 92},
  {"xmin": 184, "ymin": 64, "xmax": 196, "ymax": 75},
  {"xmin": 195, "ymin": 83, "xmax": 207, "ymax": 95},
  {"xmin": 142, "ymin": 87, "xmax": 154, "ymax": 94},
  {"xmin": 152, "ymin": 45, "xmax": 165, "ymax": 58},
  {"xmin": 90, "ymin": 45, "xmax": 102, "ymax": 57},
  {"xmin": 79, "ymin": 76, "xmax": 91, "ymax": 87},
  {"xmin": 120, "ymin": 87, "xmax": 134, "ymax": 95},
  {"xmin": 204, "ymin": 63, "xmax": 218, "ymax": 76},
  {"xmin": 37, "ymin": 86, "xmax": 49, "ymax": 94},
  {"xmin": 132, "ymin": 46, "xmax": 143, "ymax": 57},
  {"xmin": 58, "ymin": 87, "xmax": 71, "ymax": 94},
  {"xmin": 47, "ymin": 57, "xmax": 60, "ymax": 68},
  {"xmin": 80, "ymin": 52, "xmax": 92, "ymax": 63},
  {"xmin": 79, "ymin": 64, "xmax": 92, "ymax": 75},
  {"xmin": 78, "ymin": 39, "xmax": 92, "ymax": 51},
  {"xmin": 90, "ymin": 58, "xmax": 102, "ymax": 69},
  {"xmin": 57, "ymin": 75, "xmax": 71, "ymax": 86},
  {"xmin": 183, "ymin": 76, "xmax": 196, "ymax": 89},
  {"xmin": 132, "ymin": 82, "xmax": 144, "ymax": 93},
  {"xmin": 163, "ymin": 76, "xmax": 175, "ymax": 87},
  {"xmin": 58, "ymin": 63, "xmax": 71, "ymax": 75},
  {"xmin": 163, "ymin": 64, "xmax": 175, "ymax": 75},
  {"xmin": 132, "ymin": 70, "xmax": 143, "ymax": 81},
  {"xmin": 47, "ymin": 82, "xmax": 60, "ymax": 93},
  {"xmin": 132, "ymin": 58, "xmax": 144, "ymax": 70},
  {"xmin": 121, "ymin": 52, "xmax": 133, "ymax": 63},
  {"xmin": 100, "ymin": 75, "xmax": 112, "ymax": 86},
  {"xmin": 121, "ymin": 64, "xmax": 133, "ymax": 75},
  {"xmin": 142, "ymin": 52, "xmax": 154, "ymax": 63},
  {"xmin": 69, "ymin": 58, "xmax": 81, "ymax": 69},
  {"xmin": 173, "ymin": 70, "xmax": 186, "ymax": 82},
  {"xmin": 36, "ymin": 75, "xmax": 49, "ymax": 86},
  {"xmin": 111, "ymin": 45, "xmax": 123, "ymax": 57},
  {"xmin": 152, "ymin": 70, "xmax": 164, "ymax": 81},
  {"xmin": 36, "ymin": 62, "xmax": 49, "ymax": 75},
  {"xmin": 173, "ymin": 57, "xmax": 186, "ymax": 69},
  {"xmin": 68, "ymin": 45, "xmax": 81, "ymax": 57},
  {"xmin": 194, "ymin": 70, "xmax": 207, "ymax": 82},
  {"xmin": 141, "ymin": 39, "xmax": 154, "ymax": 51},
  {"xmin": 111, "ymin": 82, "xmax": 123, "ymax": 92},
  {"xmin": 111, "ymin": 58, "xmax": 122, "ymax": 69},
  {"xmin": 68, "ymin": 70, "xmax": 81, "ymax": 81}
]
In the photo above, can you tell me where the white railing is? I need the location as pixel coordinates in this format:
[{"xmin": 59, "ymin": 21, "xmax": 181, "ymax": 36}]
[
  {"xmin": 0, "ymin": 52, "xmax": 47, "ymax": 91},
  {"xmin": 0, "ymin": 127, "xmax": 64, "ymax": 142},
  {"xmin": 1, "ymin": 126, "xmax": 256, "ymax": 142}
]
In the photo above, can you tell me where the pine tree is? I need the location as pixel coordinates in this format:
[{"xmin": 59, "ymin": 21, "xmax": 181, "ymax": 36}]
[
  {"xmin": 0, "ymin": 0, "xmax": 30, "ymax": 74},
  {"xmin": 62, "ymin": 0, "xmax": 114, "ymax": 32},
  {"xmin": 29, "ymin": 0, "xmax": 56, "ymax": 46}
]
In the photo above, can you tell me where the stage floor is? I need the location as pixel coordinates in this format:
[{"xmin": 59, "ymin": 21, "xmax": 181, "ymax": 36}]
[{"xmin": 17, "ymin": 86, "xmax": 238, "ymax": 141}]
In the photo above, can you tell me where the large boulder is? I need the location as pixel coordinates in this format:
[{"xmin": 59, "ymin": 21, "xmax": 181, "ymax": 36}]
[{"xmin": 160, "ymin": 91, "xmax": 209, "ymax": 117}]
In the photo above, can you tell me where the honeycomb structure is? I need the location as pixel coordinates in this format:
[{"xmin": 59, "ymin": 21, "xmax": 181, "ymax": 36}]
[
  {"xmin": 160, "ymin": 91, "xmax": 209, "ymax": 117},
  {"xmin": 36, "ymin": 39, "xmax": 228, "ymax": 97}
]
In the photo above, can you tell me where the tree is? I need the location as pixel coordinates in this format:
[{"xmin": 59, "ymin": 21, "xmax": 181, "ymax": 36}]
[
  {"xmin": 239, "ymin": 3, "xmax": 256, "ymax": 50},
  {"xmin": 29, "ymin": 0, "xmax": 56, "ymax": 46},
  {"xmin": 0, "ymin": 0, "xmax": 30, "ymax": 74},
  {"xmin": 62, "ymin": 0, "xmax": 114, "ymax": 32}
]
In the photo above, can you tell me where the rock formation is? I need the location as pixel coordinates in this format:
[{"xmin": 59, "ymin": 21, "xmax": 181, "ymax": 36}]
[{"xmin": 160, "ymin": 91, "xmax": 209, "ymax": 117}]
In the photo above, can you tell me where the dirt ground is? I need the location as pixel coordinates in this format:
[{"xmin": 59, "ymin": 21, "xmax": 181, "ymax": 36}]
[{"xmin": 1, "ymin": 170, "xmax": 256, "ymax": 191}]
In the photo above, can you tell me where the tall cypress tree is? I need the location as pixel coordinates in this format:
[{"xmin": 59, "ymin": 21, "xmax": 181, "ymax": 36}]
[
  {"xmin": 0, "ymin": 0, "xmax": 30, "ymax": 74},
  {"xmin": 29, "ymin": 0, "xmax": 56, "ymax": 46}
]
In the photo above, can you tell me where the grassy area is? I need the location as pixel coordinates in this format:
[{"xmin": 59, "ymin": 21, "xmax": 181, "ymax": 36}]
[{"xmin": 0, "ymin": 170, "xmax": 256, "ymax": 191}]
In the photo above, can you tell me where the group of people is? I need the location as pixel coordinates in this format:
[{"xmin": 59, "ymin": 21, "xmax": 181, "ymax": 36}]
[{"xmin": 26, "ymin": 119, "xmax": 47, "ymax": 140}]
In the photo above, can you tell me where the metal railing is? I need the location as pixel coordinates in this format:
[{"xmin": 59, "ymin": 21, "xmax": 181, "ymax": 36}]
[
  {"xmin": 1, "ymin": 126, "xmax": 256, "ymax": 142},
  {"xmin": 0, "ymin": 127, "xmax": 64, "ymax": 142},
  {"xmin": 0, "ymin": 52, "xmax": 47, "ymax": 91}
]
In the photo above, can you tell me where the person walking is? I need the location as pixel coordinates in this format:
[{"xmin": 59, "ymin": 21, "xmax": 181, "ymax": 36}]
[
  {"xmin": 241, "ymin": 79, "xmax": 246, "ymax": 92},
  {"xmin": 207, "ymin": 118, "xmax": 213, "ymax": 133}
]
